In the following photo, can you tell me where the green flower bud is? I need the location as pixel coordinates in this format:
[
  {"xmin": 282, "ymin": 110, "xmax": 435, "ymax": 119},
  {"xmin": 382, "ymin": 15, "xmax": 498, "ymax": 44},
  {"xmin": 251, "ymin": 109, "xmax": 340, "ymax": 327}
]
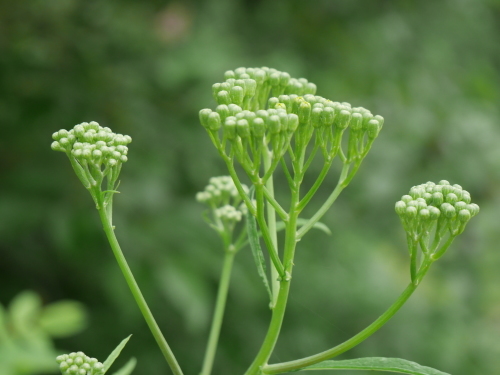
[
  {"xmin": 458, "ymin": 209, "xmax": 471, "ymax": 222},
  {"xmin": 224, "ymin": 119, "xmax": 237, "ymax": 139},
  {"xmin": 216, "ymin": 105, "xmax": 230, "ymax": 121},
  {"xmin": 199, "ymin": 108, "xmax": 212, "ymax": 128},
  {"xmin": 419, "ymin": 208, "xmax": 430, "ymax": 220},
  {"xmin": 395, "ymin": 201, "xmax": 406, "ymax": 215},
  {"xmin": 298, "ymin": 101, "xmax": 311, "ymax": 124},
  {"xmin": 441, "ymin": 203, "xmax": 456, "ymax": 218},
  {"xmin": 245, "ymin": 79, "xmax": 257, "ymax": 96},
  {"xmin": 305, "ymin": 82, "xmax": 317, "ymax": 95},
  {"xmin": 268, "ymin": 115, "xmax": 281, "ymax": 134},
  {"xmin": 228, "ymin": 104, "xmax": 242, "ymax": 116},
  {"xmin": 311, "ymin": 107, "xmax": 323, "ymax": 128},
  {"xmin": 224, "ymin": 70, "xmax": 236, "ymax": 79},
  {"xmin": 236, "ymin": 119, "xmax": 250, "ymax": 138},
  {"xmin": 207, "ymin": 112, "xmax": 221, "ymax": 131},
  {"xmin": 230, "ymin": 86, "xmax": 244, "ymax": 105},
  {"xmin": 466, "ymin": 203, "xmax": 480, "ymax": 216},
  {"xmin": 366, "ymin": 119, "xmax": 381, "ymax": 139},
  {"xmin": 288, "ymin": 113, "xmax": 299, "ymax": 132},
  {"xmin": 431, "ymin": 192, "xmax": 444, "ymax": 206},
  {"xmin": 270, "ymin": 72, "xmax": 280, "ymax": 86},
  {"xmin": 401, "ymin": 195, "xmax": 412, "ymax": 203},
  {"xmin": 350, "ymin": 112, "xmax": 363, "ymax": 131},
  {"xmin": 251, "ymin": 118, "xmax": 266, "ymax": 137},
  {"xmin": 406, "ymin": 206, "xmax": 417, "ymax": 218},
  {"xmin": 334, "ymin": 109, "xmax": 351, "ymax": 130},
  {"xmin": 445, "ymin": 193, "xmax": 458, "ymax": 204},
  {"xmin": 374, "ymin": 114, "xmax": 385, "ymax": 129},
  {"xmin": 278, "ymin": 111, "xmax": 289, "ymax": 131},
  {"xmin": 321, "ymin": 106, "xmax": 335, "ymax": 127},
  {"xmin": 280, "ymin": 72, "xmax": 291, "ymax": 87},
  {"xmin": 268, "ymin": 97, "xmax": 279, "ymax": 109},
  {"xmin": 217, "ymin": 90, "xmax": 231, "ymax": 105},
  {"xmin": 428, "ymin": 206, "xmax": 441, "ymax": 220}
]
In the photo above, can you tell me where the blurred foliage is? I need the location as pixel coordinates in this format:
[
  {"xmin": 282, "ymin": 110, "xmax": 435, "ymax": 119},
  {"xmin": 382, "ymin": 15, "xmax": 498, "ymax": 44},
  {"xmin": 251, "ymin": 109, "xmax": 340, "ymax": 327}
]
[
  {"xmin": 0, "ymin": 291, "xmax": 87, "ymax": 375},
  {"xmin": 1, "ymin": 0, "xmax": 500, "ymax": 374}
]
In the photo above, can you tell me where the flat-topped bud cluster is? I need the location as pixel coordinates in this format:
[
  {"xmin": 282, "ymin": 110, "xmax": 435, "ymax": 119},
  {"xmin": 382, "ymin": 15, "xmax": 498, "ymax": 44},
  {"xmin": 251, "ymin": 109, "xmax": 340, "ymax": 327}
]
[
  {"xmin": 52, "ymin": 121, "xmax": 131, "ymax": 168},
  {"xmin": 200, "ymin": 67, "xmax": 384, "ymax": 177},
  {"xmin": 56, "ymin": 352, "xmax": 104, "ymax": 375},
  {"xmin": 396, "ymin": 180, "xmax": 479, "ymax": 239}
]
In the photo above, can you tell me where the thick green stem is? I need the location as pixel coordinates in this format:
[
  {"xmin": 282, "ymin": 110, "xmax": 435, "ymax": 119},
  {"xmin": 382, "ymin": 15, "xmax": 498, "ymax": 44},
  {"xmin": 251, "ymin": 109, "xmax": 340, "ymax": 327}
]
[
  {"xmin": 263, "ymin": 262, "xmax": 432, "ymax": 375},
  {"xmin": 97, "ymin": 208, "xmax": 184, "ymax": 375},
  {"xmin": 244, "ymin": 185, "xmax": 300, "ymax": 375},
  {"xmin": 200, "ymin": 250, "xmax": 236, "ymax": 375}
]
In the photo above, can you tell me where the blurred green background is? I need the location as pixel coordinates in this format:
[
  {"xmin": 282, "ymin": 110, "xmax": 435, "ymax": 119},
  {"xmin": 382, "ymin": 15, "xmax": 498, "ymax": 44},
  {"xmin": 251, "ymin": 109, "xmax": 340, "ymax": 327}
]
[{"xmin": 1, "ymin": 0, "xmax": 500, "ymax": 374}]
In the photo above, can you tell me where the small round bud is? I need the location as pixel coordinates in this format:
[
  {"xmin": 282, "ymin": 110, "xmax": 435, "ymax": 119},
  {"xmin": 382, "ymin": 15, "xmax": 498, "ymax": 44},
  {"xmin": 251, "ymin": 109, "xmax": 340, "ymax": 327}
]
[
  {"xmin": 305, "ymin": 82, "xmax": 317, "ymax": 95},
  {"xmin": 216, "ymin": 90, "xmax": 231, "ymax": 105},
  {"xmin": 428, "ymin": 206, "xmax": 441, "ymax": 220},
  {"xmin": 395, "ymin": 201, "xmax": 406, "ymax": 215},
  {"xmin": 445, "ymin": 193, "xmax": 458, "ymax": 204},
  {"xmin": 431, "ymin": 192, "xmax": 444, "ymax": 206},
  {"xmin": 441, "ymin": 203, "xmax": 456, "ymax": 218},
  {"xmin": 311, "ymin": 107, "xmax": 323, "ymax": 128},
  {"xmin": 458, "ymin": 209, "xmax": 471, "ymax": 222},
  {"xmin": 401, "ymin": 195, "xmax": 412, "ymax": 203},
  {"xmin": 74, "ymin": 357, "xmax": 83, "ymax": 365},
  {"xmin": 366, "ymin": 119, "xmax": 381, "ymax": 139},
  {"xmin": 298, "ymin": 101, "xmax": 311, "ymax": 124},
  {"xmin": 199, "ymin": 109, "xmax": 212, "ymax": 128},
  {"xmin": 216, "ymin": 105, "xmax": 230, "ymax": 121},
  {"xmin": 350, "ymin": 112, "xmax": 363, "ymax": 131},
  {"xmin": 406, "ymin": 206, "xmax": 417, "ymax": 218},
  {"xmin": 60, "ymin": 362, "xmax": 69, "ymax": 371},
  {"xmin": 223, "ymin": 119, "xmax": 237, "ymax": 140},
  {"xmin": 321, "ymin": 106, "xmax": 335, "ymax": 126},
  {"xmin": 207, "ymin": 112, "xmax": 221, "ymax": 131},
  {"xmin": 79, "ymin": 369, "xmax": 86, "ymax": 375},
  {"xmin": 280, "ymin": 72, "xmax": 291, "ymax": 87},
  {"xmin": 419, "ymin": 208, "xmax": 430, "ymax": 220},
  {"xmin": 230, "ymin": 86, "xmax": 245, "ymax": 105},
  {"xmin": 251, "ymin": 118, "xmax": 266, "ymax": 137},
  {"xmin": 439, "ymin": 180, "xmax": 450, "ymax": 185},
  {"xmin": 236, "ymin": 119, "xmax": 250, "ymax": 138},
  {"xmin": 268, "ymin": 115, "xmax": 281, "ymax": 134},
  {"xmin": 287, "ymin": 114, "xmax": 299, "ymax": 132},
  {"xmin": 466, "ymin": 203, "xmax": 480, "ymax": 216},
  {"xmin": 334, "ymin": 109, "xmax": 351, "ymax": 130},
  {"xmin": 455, "ymin": 201, "xmax": 467, "ymax": 211}
]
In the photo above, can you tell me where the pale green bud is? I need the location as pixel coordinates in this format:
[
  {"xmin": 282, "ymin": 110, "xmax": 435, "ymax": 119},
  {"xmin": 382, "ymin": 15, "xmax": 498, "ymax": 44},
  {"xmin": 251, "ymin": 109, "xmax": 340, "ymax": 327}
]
[
  {"xmin": 236, "ymin": 119, "xmax": 250, "ymax": 138},
  {"xmin": 334, "ymin": 109, "xmax": 351, "ymax": 130},
  {"xmin": 199, "ymin": 109, "xmax": 212, "ymax": 128},
  {"xmin": 207, "ymin": 112, "xmax": 221, "ymax": 131},
  {"xmin": 288, "ymin": 113, "xmax": 299, "ymax": 132}
]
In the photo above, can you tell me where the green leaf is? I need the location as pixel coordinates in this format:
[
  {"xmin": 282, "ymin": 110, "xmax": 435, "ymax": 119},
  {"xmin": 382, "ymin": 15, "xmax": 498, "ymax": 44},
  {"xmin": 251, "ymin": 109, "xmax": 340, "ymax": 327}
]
[
  {"xmin": 9, "ymin": 290, "xmax": 42, "ymax": 338},
  {"xmin": 39, "ymin": 301, "xmax": 88, "ymax": 337},
  {"xmin": 111, "ymin": 357, "xmax": 137, "ymax": 375},
  {"xmin": 298, "ymin": 357, "xmax": 450, "ymax": 375},
  {"xmin": 245, "ymin": 207, "xmax": 273, "ymax": 302},
  {"xmin": 103, "ymin": 335, "xmax": 132, "ymax": 374}
]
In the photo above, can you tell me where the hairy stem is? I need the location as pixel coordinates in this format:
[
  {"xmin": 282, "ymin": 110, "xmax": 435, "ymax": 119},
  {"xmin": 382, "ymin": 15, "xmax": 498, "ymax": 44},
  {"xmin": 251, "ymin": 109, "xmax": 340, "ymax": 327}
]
[{"xmin": 97, "ymin": 208, "xmax": 184, "ymax": 375}]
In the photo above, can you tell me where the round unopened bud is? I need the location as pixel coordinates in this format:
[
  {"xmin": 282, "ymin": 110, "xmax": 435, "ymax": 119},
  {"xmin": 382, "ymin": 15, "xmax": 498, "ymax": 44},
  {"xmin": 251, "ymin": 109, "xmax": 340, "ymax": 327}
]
[
  {"xmin": 268, "ymin": 97, "xmax": 279, "ymax": 109},
  {"xmin": 445, "ymin": 193, "xmax": 458, "ymax": 204},
  {"xmin": 60, "ymin": 362, "xmax": 69, "ymax": 371},
  {"xmin": 207, "ymin": 112, "xmax": 221, "ymax": 131},
  {"xmin": 216, "ymin": 105, "xmax": 230, "ymax": 121},
  {"xmin": 288, "ymin": 114, "xmax": 299, "ymax": 132},
  {"xmin": 251, "ymin": 118, "xmax": 266, "ymax": 137},
  {"xmin": 311, "ymin": 107, "xmax": 323, "ymax": 128},
  {"xmin": 217, "ymin": 90, "xmax": 231, "ymax": 105},
  {"xmin": 280, "ymin": 72, "xmax": 291, "ymax": 87},
  {"xmin": 74, "ymin": 357, "xmax": 83, "ymax": 366},
  {"xmin": 431, "ymin": 192, "xmax": 444, "ymax": 206},
  {"xmin": 466, "ymin": 203, "xmax": 480, "ymax": 216},
  {"xmin": 395, "ymin": 201, "xmax": 406, "ymax": 215},
  {"xmin": 441, "ymin": 203, "xmax": 456, "ymax": 218},
  {"xmin": 236, "ymin": 119, "xmax": 250, "ymax": 138},
  {"xmin": 298, "ymin": 101, "xmax": 311, "ymax": 124},
  {"xmin": 458, "ymin": 209, "xmax": 471, "ymax": 222},
  {"xmin": 224, "ymin": 119, "xmax": 237, "ymax": 139},
  {"xmin": 245, "ymin": 79, "xmax": 257, "ymax": 96},
  {"xmin": 401, "ymin": 195, "xmax": 412, "ymax": 203},
  {"xmin": 321, "ymin": 106, "xmax": 335, "ymax": 126},
  {"xmin": 461, "ymin": 192, "xmax": 471, "ymax": 204},
  {"xmin": 419, "ymin": 208, "xmax": 430, "ymax": 220},
  {"xmin": 269, "ymin": 72, "xmax": 280, "ymax": 86},
  {"xmin": 305, "ymin": 82, "xmax": 317, "ymax": 95},
  {"xmin": 428, "ymin": 206, "xmax": 441, "ymax": 220},
  {"xmin": 93, "ymin": 362, "xmax": 104, "ymax": 370},
  {"xmin": 268, "ymin": 115, "xmax": 281, "ymax": 134},
  {"xmin": 334, "ymin": 109, "xmax": 351, "ymax": 130},
  {"xmin": 228, "ymin": 104, "xmax": 242, "ymax": 116},
  {"xmin": 199, "ymin": 109, "xmax": 212, "ymax": 128},
  {"xmin": 230, "ymin": 86, "xmax": 244, "ymax": 105},
  {"xmin": 366, "ymin": 119, "xmax": 381, "ymax": 139},
  {"xmin": 68, "ymin": 365, "xmax": 79, "ymax": 374},
  {"xmin": 406, "ymin": 206, "xmax": 417, "ymax": 218},
  {"xmin": 455, "ymin": 201, "xmax": 467, "ymax": 211},
  {"xmin": 374, "ymin": 115, "xmax": 384, "ymax": 129},
  {"xmin": 350, "ymin": 112, "xmax": 363, "ymax": 131}
]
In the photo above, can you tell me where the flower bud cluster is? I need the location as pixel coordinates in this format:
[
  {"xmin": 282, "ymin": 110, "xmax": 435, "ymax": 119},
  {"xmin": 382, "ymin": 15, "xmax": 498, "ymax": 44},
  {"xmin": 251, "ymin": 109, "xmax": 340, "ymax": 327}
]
[
  {"xmin": 200, "ymin": 67, "xmax": 384, "ymax": 177},
  {"xmin": 52, "ymin": 121, "xmax": 131, "ymax": 168},
  {"xmin": 56, "ymin": 352, "xmax": 104, "ymax": 375},
  {"xmin": 395, "ymin": 180, "xmax": 479, "ymax": 239},
  {"xmin": 197, "ymin": 176, "xmax": 251, "ymax": 232}
]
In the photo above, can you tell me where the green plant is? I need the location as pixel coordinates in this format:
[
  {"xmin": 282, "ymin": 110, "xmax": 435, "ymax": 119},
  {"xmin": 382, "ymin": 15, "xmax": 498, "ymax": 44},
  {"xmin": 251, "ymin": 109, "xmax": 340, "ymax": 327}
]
[
  {"xmin": 51, "ymin": 67, "xmax": 479, "ymax": 375},
  {"xmin": 0, "ymin": 291, "xmax": 87, "ymax": 375}
]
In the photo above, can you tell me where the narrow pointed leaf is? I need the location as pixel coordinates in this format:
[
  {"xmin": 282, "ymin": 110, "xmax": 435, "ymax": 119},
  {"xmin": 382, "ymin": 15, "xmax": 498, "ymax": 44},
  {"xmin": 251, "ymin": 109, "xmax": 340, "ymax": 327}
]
[
  {"xmin": 245, "ymin": 209, "xmax": 273, "ymax": 302},
  {"xmin": 298, "ymin": 357, "xmax": 450, "ymax": 375},
  {"xmin": 111, "ymin": 357, "xmax": 137, "ymax": 375},
  {"xmin": 103, "ymin": 335, "xmax": 132, "ymax": 373}
]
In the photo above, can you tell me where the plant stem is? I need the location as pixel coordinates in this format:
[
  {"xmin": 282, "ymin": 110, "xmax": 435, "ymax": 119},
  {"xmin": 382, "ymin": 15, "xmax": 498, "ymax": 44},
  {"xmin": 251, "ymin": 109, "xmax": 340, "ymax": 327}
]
[
  {"xmin": 262, "ymin": 264, "xmax": 432, "ymax": 374},
  {"xmin": 244, "ymin": 183, "xmax": 301, "ymax": 375},
  {"xmin": 262, "ymin": 147, "xmax": 281, "ymax": 307},
  {"xmin": 200, "ymin": 249, "xmax": 236, "ymax": 375},
  {"xmin": 97, "ymin": 208, "xmax": 184, "ymax": 375}
]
